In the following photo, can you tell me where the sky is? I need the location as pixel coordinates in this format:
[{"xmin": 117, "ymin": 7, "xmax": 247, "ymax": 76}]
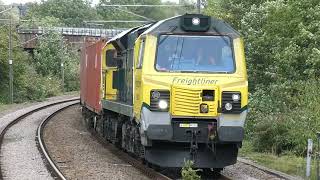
[{"xmin": 1, "ymin": 0, "xmax": 180, "ymax": 5}]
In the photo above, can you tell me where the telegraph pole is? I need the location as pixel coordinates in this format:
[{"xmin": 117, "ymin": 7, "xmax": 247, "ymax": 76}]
[
  {"xmin": 9, "ymin": 17, "xmax": 13, "ymax": 104},
  {"xmin": 60, "ymin": 39, "xmax": 65, "ymax": 94}
]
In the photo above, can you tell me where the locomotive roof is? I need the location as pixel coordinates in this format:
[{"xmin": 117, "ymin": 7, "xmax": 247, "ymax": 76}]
[
  {"xmin": 141, "ymin": 14, "xmax": 241, "ymax": 38},
  {"xmin": 106, "ymin": 14, "xmax": 240, "ymax": 52}
]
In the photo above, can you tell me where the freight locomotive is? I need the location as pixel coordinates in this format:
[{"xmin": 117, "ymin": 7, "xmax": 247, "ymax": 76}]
[{"xmin": 80, "ymin": 14, "xmax": 248, "ymax": 171}]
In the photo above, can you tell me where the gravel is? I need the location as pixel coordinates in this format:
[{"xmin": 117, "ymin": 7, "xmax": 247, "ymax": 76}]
[
  {"xmin": 223, "ymin": 162, "xmax": 283, "ymax": 180},
  {"xmin": 43, "ymin": 105, "xmax": 150, "ymax": 180},
  {"xmin": 0, "ymin": 95, "xmax": 300, "ymax": 180},
  {"xmin": 1, "ymin": 101, "xmax": 77, "ymax": 180},
  {"xmin": 0, "ymin": 97, "xmax": 78, "ymax": 138},
  {"xmin": 223, "ymin": 159, "xmax": 303, "ymax": 180}
]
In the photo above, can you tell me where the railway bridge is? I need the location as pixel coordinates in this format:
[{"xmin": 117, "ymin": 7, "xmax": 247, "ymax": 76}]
[{"xmin": 18, "ymin": 27, "xmax": 124, "ymax": 50}]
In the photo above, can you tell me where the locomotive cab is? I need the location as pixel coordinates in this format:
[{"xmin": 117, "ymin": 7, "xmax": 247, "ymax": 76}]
[{"xmin": 101, "ymin": 14, "xmax": 248, "ymax": 169}]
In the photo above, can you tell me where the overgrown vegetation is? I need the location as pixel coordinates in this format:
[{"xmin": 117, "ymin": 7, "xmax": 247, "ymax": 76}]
[
  {"xmin": 181, "ymin": 160, "xmax": 201, "ymax": 180},
  {"xmin": 239, "ymin": 141, "xmax": 316, "ymax": 179},
  {"xmin": 0, "ymin": 0, "xmax": 81, "ymax": 103},
  {"xmin": 205, "ymin": 0, "xmax": 320, "ymax": 156}
]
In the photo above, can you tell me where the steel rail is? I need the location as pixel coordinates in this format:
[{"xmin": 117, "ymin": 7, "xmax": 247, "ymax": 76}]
[
  {"xmin": 237, "ymin": 157, "xmax": 299, "ymax": 180},
  {"xmin": 36, "ymin": 101, "xmax": 79, "ymax": 180},
  {"xmin": 0, "ymin": 98, "xmax": 79, "ymax": 180}
]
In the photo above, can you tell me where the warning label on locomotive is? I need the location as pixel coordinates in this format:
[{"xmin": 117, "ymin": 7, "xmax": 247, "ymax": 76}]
[{"xmin": 173, "ymin": 77, "xmax": 218, "ymax": 85}]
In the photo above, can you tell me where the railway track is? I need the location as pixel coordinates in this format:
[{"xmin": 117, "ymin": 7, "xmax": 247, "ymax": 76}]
[
  {"xmin": 87, "ymin": 120, "xmax": 237, "ymax": 179},
  {"xmin": 89, "ymin": 128, "xmax": 172, "ymax": 180},
  {"xmin": 90, "ymin": 129, "xmax": 234, "ymax": 180},
  {"xmin": 0, "ymin": 98, "xmax": 79, "ymax": 180},
  {"xmin": 0, "ymin": 100, "xmax": 296, "ymax": 180},
  {"xmin": 37, "ymin": 101, "xmax": 80, "ymax": 180},
  {"xmin": 236, "ymin": 158, "xmax": 299, "ymax": 180}
]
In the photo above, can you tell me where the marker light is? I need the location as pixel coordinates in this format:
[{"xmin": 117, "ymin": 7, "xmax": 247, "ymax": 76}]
[
  {"xmin": 159, "ymin": 100, "xmax": 168, "ymax": 110},
  {"xmin": 192, "ymin": 17, "xmax": 200, "ymax": 25},
  {"xmin": 232, "ymin": 94, "xmax": 240, "ymax": 102},
  {"xmin": 151, "ymin": 91, "xmax": 161, "ymax": 100},
  {"xmin": 225, "ymin": 103, "xmax": 233, "ymax": 111}
]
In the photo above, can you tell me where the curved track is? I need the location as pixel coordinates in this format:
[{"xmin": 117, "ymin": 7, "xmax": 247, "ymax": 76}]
[
  {"xmin": 0, "ymin": 100, "xmax": 293, "ymax": 180},
  {"xmin": 37, "ymin": 102, "xmax": 79, "ymax": 180},
  {"xmin": 0, "ymin": 98, "xmax": 79, "ymax": 180}
]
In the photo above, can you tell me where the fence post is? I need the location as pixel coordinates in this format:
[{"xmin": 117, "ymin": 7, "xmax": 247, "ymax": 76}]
[
  {"xmin": 317, "ymin": 132, "xmax": 320, "ymax": 180},
  {"xmin": 307, "ymin": 139, "xmax": 313, "ymax": 178}
]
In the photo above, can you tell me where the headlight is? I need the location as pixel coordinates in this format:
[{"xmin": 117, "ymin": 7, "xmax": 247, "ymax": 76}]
[
  {"xmin": 150, "ymin": 90, "xmax": 170, "ymax": 111},
  {"xmin": 159, "ymin": 100, "xmax": 168, "ymax": 109},
  {"xmin": 225, "ymin": 103, "xmax": 233, "ymax": 111},
  {"xmin": 192, "ymin": 17, "xmax": 200, "ymax": 25}
]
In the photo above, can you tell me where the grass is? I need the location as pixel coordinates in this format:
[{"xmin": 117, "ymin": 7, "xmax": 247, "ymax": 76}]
[
  {"xmin": 0, "ymin": 91, "xmax": 79, "ymax": 114},
  {"xmin": 239, "ymin": 140, "xmax": 317, "ymax": 179},
  {"xmin": 0, "ymin": 103, "xmax": 17, "ymax": 112}
]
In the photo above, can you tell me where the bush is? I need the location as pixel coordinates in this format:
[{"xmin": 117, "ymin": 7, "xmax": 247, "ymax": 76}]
[
  {"xmin": 14, "ymin": 65, "xmax": 62, "ymax": 102},
  {"xmin": 247, "ymin": 79, "xmax": 320, "ymax": 155},
  {"xmin": 33, "ymin": 31, "xmax": 80, "ymax": 92}
]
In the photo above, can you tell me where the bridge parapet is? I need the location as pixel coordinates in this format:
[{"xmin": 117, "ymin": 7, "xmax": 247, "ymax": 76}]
[
  {"xmin": 18, "ymin": 27, "xmax": 125, "ymax": 49},
  {"xmin": 18, "ymin": 27, "xmax": 125, "ymax": 37}
]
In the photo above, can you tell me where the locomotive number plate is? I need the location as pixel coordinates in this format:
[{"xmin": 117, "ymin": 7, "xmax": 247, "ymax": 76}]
[{"xmin": 179, "ymin": 123, "xmax": 198, "ymax": 128}]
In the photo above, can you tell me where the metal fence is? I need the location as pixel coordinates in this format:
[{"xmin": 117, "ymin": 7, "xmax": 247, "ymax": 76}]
[{"xmin": 18, "ymin": 27, "xmax": 125, "ymax": 37}]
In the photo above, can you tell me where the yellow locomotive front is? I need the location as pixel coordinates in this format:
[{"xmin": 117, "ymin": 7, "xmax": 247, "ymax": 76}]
[{"xmin": 134, "ymin": 14, "xmax": 248, "ymax": 168}]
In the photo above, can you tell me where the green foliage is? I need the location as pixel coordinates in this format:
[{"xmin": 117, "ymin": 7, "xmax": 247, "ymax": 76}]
[
  {"xmin": 239, "ymin": 143, "xmax": 308, "ymax": 178},
  {"xmin": 21, "ymin": 16, "xmax": 64, "ymax": 28},
  {"xmin": 204, "ymin": 0, "xmax": 267, "ymax": 29},
  {"xmin": 248, "ymin": 80, "xmax": 320, "ymax": 155},
  {"xmin": 15, "ymin": 66, "xmax": 61, "ymax": 101},
  {"xmin": 33, "ymin": 31, "xmax": 80, "ymax": 92},
  {"xmin": 181, "ymin": 160, "xmax": 201, "ymax": 180},
  {"xmin": 205, "ymin": 0, "xmax": 320, "ymax": 155},
  {"xmin": 27, "ymin": 0, "xmax": 100, "ymax": 27},
  {"xmin": 34, "ymin": 31, "xmax": 64, "ymax": 76},
  {"xmin": 0, "ymin": 23, "xmax": 63, "ymax": 103}
]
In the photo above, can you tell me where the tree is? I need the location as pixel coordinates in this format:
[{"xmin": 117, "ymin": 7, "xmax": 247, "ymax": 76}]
[
  {"xmin": 96, "ymin": 0, "xmax": 190, "ymax": 28},
  {"xmin": 205, "ymin": 0, "xmax": 320, "ymax": 155},
  {"xmin": 33, "ymin": 31, "xmax": 79, "ymax": 91},
  {"xmin": 27, "ymin": 0, "xmax": 100, "ymax": 27},
  {"xmin": 204, "ymin": 0, "xmax": 268, "ymax": 29}
]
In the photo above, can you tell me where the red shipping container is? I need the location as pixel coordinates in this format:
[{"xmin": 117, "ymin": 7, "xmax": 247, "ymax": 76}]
[{"xmin": 80, "ymin": 38, "xmax": 106, "ymax": 114}]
